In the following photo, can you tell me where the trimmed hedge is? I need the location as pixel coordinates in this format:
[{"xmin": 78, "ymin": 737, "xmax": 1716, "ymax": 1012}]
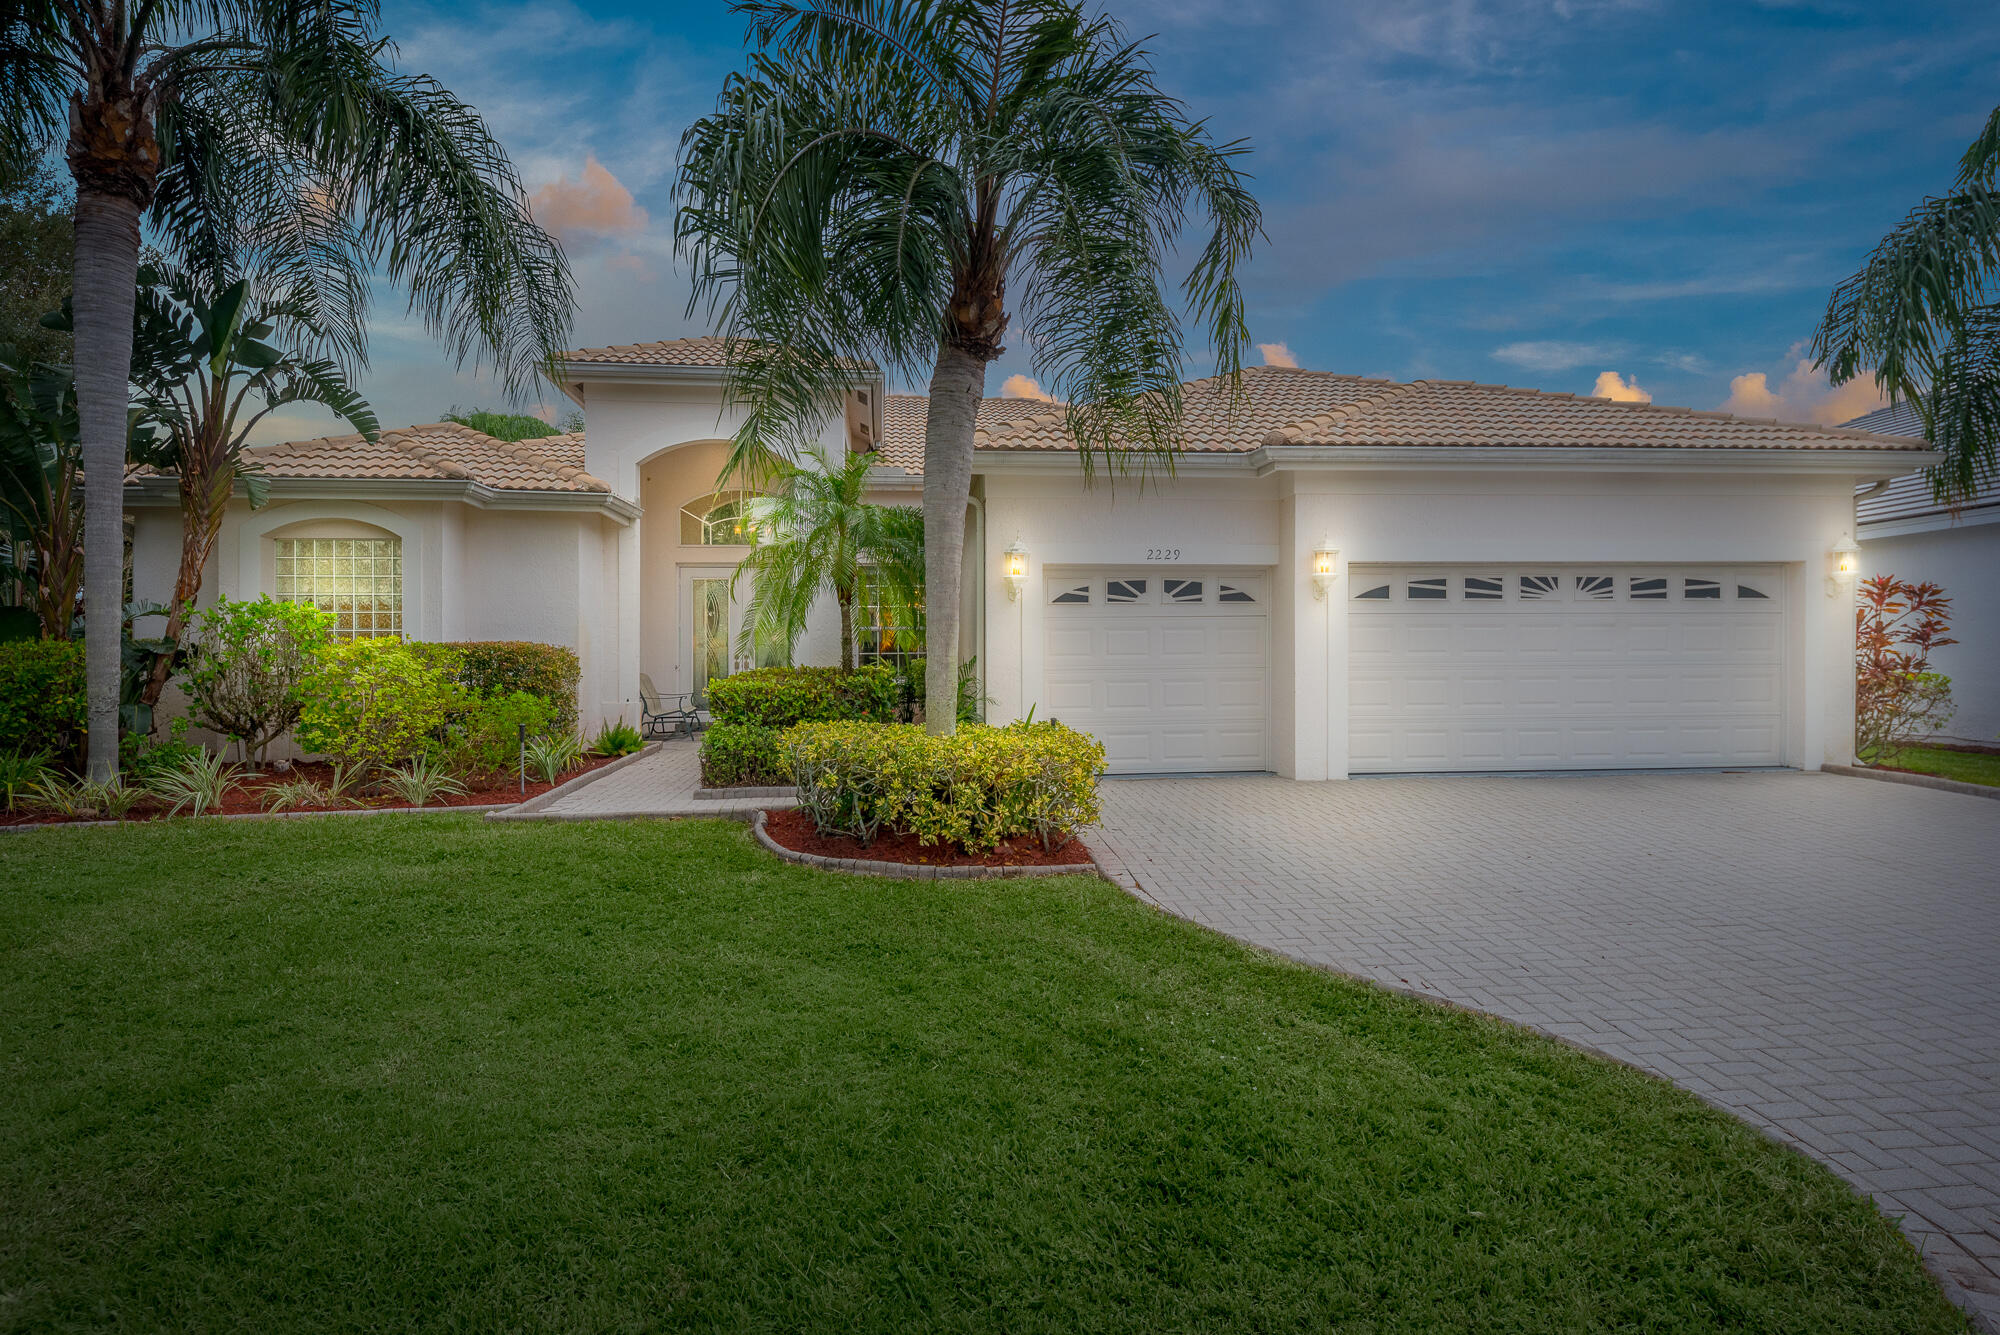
[
  {"xmin": 787, "ymin": 719, "xmax": 1106, "ymax": 852},
  {"xmin": 417, "ymin": 641, "xmax": 581, "ymax": 730},
  {"xmin": 705, "ymin": 665, "xmax": 896, "ymax": 729},
  {"xmin": 0, "ymin": 638, "xmax": 85, "ymax": 757},
  {"xmin": 698, "ymin": 722, "xmax": 790, "ymax": 788}
]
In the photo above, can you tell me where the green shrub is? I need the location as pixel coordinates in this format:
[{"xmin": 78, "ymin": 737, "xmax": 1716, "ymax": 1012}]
[
  {"xmin": 418, "ymin": 641, "xmax": 580, "ymax": 731},
  {"xmin": 787, "ymin": 719, "xmax": 1106, "ymax": 852},
  {"xmin": 145, "ymin": 748, "xmax": 241, "ymax": 818},
  {"xmin": 0, "ymin": 638, "xmax": 84, "ymax": 757},
  {"xmin": 523, "ymin": 732, "xmax": 585, "ymax": 785},
  {"xmin": 699, "ymin": 722, "xmax": 791, "ymax": 788},
  {"xmin": 181, "ymin": 596, "xmax": 337, "ymax": 760},
  {"xmin": 0, "ymin": 748, "xmax": 51, "ymax": 810},
  {"xmin": 590, "ymin": 719, "xmax": 646, "ymax": 758},
  {"xmin": 704, "ymin": 665, "xmax": 896, "ymax": 728},
  {"xmin": 435, "ymin": 689, "xmax": 557, "ymax": 777},
  {"xmin": 380, "ymin": 755, "xmax": 470, "ymax": 807},
  {"xmin": 296, "ymin": 639, "xmax": 461, "ymax": 774}
]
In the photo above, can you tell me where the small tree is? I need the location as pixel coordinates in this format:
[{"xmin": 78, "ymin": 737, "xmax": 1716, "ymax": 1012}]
[
  {"xmin": 1855, "ymin": 575, "xmax": 1958, "ymax": 762},
  {"xmin": 182, "ymin": 597, "xmax": 336, "ymax": 763}
]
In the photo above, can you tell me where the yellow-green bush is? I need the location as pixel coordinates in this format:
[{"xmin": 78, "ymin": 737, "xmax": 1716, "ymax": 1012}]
[{"xmin": 786, "ymin": 720, "xmax": 1105, "ymax": 852}]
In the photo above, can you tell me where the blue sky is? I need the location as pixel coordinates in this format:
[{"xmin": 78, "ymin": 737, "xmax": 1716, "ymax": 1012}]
[{"xmin": 260, "ymin": 0, "xmax": 2000, "ymax": 442}]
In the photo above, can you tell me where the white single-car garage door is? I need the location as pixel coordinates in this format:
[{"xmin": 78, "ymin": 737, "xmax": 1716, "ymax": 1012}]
[
  {"xmin": 1349, "ymin": 565, "xmax": 1786, "ymax": 773},
  {"xmin": 1044, "ymin": 569, "xmax": 1270, "ymax": 773}
]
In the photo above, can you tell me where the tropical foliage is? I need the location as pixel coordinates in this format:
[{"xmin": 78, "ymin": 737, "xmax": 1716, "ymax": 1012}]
[
  {"xmin": 0, "ymin": 352, "xmax": 84, "ymax": 638},
  {"xmin": 442, "ymin": 405, "xmax": 584, "ymax": 441},
  {"xmin": 180, "ymin": 596, "xmax": 337, "ymax": 763},
  {"xmin": 0, "ymin": 159, "xmax": 70, "ymax": 367},
  {"xmin": 731, "ymin": 451, "xmax": 924, "ymax": 670},
  {"xmin": 295, "ymin": 639, "xmax": 461, "ymax": 775},
  {"xmin": 1855, "ymin": 575, "xmax": 1957, "ymax": 762},
  {"xmin": 3, "ymin": 0, "xmax": 574, "ymax": 777},
  {"xmin": 1814, "ymin": 104, "xmax": 2000, "ymax": 502},
  {"xmin": 0, "ymin": 637, "xmax": 84, "ymax": 757},
  {"xmin": 677, "ymin": 0, "xmax": 1260, "ymax": 731}
]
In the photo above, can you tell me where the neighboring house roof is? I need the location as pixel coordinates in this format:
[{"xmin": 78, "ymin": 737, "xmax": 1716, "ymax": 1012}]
[
  {"xmin": 970, "ymin": 366, "xmax": 1932, "ymax": 457},
  {"xmin": 877, "ymin": 393, "xmax": 1056, "ymax": 471},
  {"xmin": 559, "ymin": 336, "xmax": 733, "ymax": 368},
  {"xmin": 239, "ymin": 422, "xmax": 609, "ymax": 493},
  {"xmin": 1846, "ymin": 401, "xmax": 2000, "ymax": 528}
]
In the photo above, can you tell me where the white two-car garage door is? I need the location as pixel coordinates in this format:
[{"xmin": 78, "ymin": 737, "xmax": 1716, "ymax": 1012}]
[
  {"xmin": 1044, "ymin": 569, "xmax": 1269, "ymax": 773},
  {"xmin": 1349, "ymin": 565, "xmax": 1787, "ymax": 773}
]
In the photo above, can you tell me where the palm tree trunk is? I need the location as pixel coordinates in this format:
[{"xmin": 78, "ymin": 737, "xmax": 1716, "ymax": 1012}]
[
  {"xmin": 837, "ymin": 587, "xmax": 854, "ymax": 672},
  {"xmin": 921, "ymin": 343, "xmax": 986, "ymax": 735},
  {"xmin": 73, "ymin": 189, "xmax": 144, "ymax": 781}
]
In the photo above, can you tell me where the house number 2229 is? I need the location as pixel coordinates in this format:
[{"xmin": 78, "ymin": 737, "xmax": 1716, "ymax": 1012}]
[{"xmin": 1145, "ymin": 547, "xmax": 1181, "ymax": 561}]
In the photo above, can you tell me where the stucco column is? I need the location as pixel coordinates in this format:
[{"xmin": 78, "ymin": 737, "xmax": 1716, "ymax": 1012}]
[{"xmin": 1281, "ymin": 487, "xmax": 1346, "ymax": 781}]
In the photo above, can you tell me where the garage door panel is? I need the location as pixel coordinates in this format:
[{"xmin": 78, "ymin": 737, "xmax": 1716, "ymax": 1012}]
[{"xmin": 1350, "ymin": 565, "xmax": 1785, "ymax": 772}]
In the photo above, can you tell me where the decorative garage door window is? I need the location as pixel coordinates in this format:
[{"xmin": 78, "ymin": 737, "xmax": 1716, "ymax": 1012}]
[
  {"xmin": 1352, "ymin": 569, "xmax": 1779, "ymax": 604},
  {"xmin": 274, "ymin": 537, "xmax": 402, "ymax": 638},
  {"xmin": 1048, "ymin": 573, "xmax": 1265, "ymax": 607}
]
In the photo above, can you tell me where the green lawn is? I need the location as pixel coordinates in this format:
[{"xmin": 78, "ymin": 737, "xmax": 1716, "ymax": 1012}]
[
  {"xmin": 1881, "ymin": 745, "xmax": 2000, "ymax": 788},
  {"xmin": 0, "ymin": 817, "xmax": 1966, "ymax": 1333}
]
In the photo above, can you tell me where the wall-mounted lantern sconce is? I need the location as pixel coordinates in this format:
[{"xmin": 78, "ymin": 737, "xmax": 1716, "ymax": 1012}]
[
  {"xmin": 1004, "ymin": 539, "xmax": 1030, "ymax": 602},
  {"xmin": 1311, "ymin": 539, "xmax": 1340, "ymax": 601},
  {"xmin": 1826, "ymin": 533, "xmax": 1860, "ymax": 598}
]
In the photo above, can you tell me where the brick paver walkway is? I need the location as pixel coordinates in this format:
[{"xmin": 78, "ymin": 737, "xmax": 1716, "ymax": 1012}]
[
  {"xmin": 1091, "ymin": 769, "xmax": 2000, "ymax": 1328},
  {"xmin": 498, "ymin": 738, "xmax": 773, "ymax": 820}
]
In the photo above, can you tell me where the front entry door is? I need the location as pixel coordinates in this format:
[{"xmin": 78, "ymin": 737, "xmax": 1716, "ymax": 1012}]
[{"xmin": 678, "ymin": 565, "xmax": 781, "ymax": 700}]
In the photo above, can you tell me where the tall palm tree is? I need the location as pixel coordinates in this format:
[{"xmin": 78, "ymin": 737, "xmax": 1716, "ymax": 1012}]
[
  {"xmin": 2, "ymin": 2, "xmax": 573, "ymax": 779},
  {"xmin": 731, "ymin": 448, "xmax": 924, "ymax": 671},
  {"xmin": 1814, "ymin": 104, "xmax": 2000, "ymax": 504},
  {"xmin": 677, "ymin": 0, "xmax": 1260, "ymax": 733}
]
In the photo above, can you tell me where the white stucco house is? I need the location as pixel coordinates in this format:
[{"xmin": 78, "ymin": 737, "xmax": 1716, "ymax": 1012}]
[
  {"xmin": 1848, "ymin": 401, "xmax": 1998, "ymax": 746},
  {"xmin": 126, "ymin": 336, "xmax": 1935, "ymax": 778}
]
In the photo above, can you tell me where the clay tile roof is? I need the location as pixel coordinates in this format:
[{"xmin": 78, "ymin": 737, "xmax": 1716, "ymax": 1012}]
[
  {"xmin": 241, "ymin": 422, "xmax": 609, "ymax": 492},
  {"xmin": 559, "ymin": 336, "xmax": 732, "ymax": 368},
  {"xmin": 876, "ymin": 393, "xmax": 1057, "ymax": 470}
]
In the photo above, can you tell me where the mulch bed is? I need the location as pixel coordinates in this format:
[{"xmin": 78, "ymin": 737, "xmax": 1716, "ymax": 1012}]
[
  {"xmin": 0, "ymin": 755, "xmax": 620, "ymax": 827},
  {"xmin": 761, "ymin": 806, "xmax": 1092, "ymax": 869}
]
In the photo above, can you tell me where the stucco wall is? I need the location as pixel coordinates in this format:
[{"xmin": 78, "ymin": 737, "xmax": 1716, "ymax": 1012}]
[
  {"xmin": 1861, "ymin": 519, "xmax": 2000, "ymax": 745},
  {"xmin": 981, "ymin": 461, "xmax": 1864, "ymax": 779}
]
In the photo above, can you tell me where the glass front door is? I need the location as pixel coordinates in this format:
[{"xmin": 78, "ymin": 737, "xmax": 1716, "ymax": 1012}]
[{"xmin": 679, "ymin": 566, "xmax": 786, "ymax": 702}]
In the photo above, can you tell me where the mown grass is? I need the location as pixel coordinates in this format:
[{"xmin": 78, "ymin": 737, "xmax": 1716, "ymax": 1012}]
[
  {"xmin": 0, "ymin": 816, "xmax": 1967, "ymax": 1333},
  {"xmin": 1882, "ymin": 745, "xmax": 2000, "ymax": 788}
]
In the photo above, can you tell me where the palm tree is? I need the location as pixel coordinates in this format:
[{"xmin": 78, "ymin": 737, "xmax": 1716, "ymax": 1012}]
[
  {"xmin": 677, "ymin": 0, "xmax": 1260, "ymax": 733},
  {"xmin": 2, "ymin": 3, "xmax": 572, "ymax": 779},
  {"xmin": 1814, "ymin": 104, "xmax": 2000, "ymax": 503},
  {"xmin": 122, "ymin": 270, "xmax": 377, "ymax": 707},
  {"xmin": 731, "ymin": 448, "xmax": 924, "ymax": 671}
]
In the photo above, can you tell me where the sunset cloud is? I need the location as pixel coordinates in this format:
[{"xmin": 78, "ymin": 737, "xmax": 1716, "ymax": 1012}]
[
  {"xmin": 1590, "ymin": 370, "xmax": 1651, "ymax": 403},
  {"xmin": 529, "ymin": 154, "xmax": 649, "ymax": 240},
  {"xmin": 1257, "ymin": 342, "xmax": 1299, "ymax": 368},
  {"xmin": 1000, "ymin": 373, "xmax": 1055, "ymax": 401},
  {"xmin": 1719, "ymin": 353, "xmax": 1887, "ymax": 424}
]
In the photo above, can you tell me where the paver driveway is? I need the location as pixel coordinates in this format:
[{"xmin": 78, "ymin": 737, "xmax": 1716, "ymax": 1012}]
[{"xmin": 1091, "ymin": 770, "xmax": 2000, "ymax": 1328}]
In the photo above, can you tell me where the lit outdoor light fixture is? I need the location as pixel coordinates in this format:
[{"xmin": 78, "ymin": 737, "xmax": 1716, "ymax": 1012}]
[
  {"xmin": 1003, "ymin": 539, "xmax": 1030, "ymax": 602},
  {"xmin": 1827, "ymin": 533, "xmax": 1861, "ymax": 597},
  {"xmin": 1310, "ymin": 539, "xmax": 1340, "ymax": 600}
]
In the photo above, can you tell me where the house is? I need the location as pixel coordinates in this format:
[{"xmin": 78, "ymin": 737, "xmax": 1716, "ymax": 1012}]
[
  {"xmin": 126, "ymin": 337, "xmax": 1934, "ymax": 778},
  {"xmin": 1848, "ymin": 400, "xmax": 1999, "ymax": 746}
]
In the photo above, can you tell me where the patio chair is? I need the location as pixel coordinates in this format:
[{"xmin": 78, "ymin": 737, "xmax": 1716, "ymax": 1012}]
[{"xmin": 639, "ymin": 672, "xmax": 704, "ymax": 739}]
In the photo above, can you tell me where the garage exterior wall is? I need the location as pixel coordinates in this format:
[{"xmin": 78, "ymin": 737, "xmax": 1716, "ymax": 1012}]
[
  {"xmin": 982, "ymin": 461, "xmax": 1863, "ymax": 779},
  {"xmin": 1859, "ymin": 517, "xmax": 2000, "ymax": 746}
]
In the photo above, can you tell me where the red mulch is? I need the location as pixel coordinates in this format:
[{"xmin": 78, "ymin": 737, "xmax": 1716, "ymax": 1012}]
[
  {"xmin": 0, "ymin": 755, "xmax": 619, "ymax": 827},
  {"xmin": 761, "ymin": 806, "xmax": 1092, "ymax": 868}
]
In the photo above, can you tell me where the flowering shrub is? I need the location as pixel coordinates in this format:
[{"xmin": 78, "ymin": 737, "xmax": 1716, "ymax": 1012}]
[
  {"xmin": 1856, "ymin": 575, "xmax": 1957, "ymax": 762},
  {"xmin": 295, "ymin": 639, "xmax": 460, "ymax": 774},
  {"xmin": 705, "ymin": 665, "xmax": 897, "ymax": 728},
  {"xmin": 787, "ymin": 719, "xmax": 1106, "ymax": 852},
  {"xmin": 181, "ymin": 596, "xmax": 335, "ymax": 760}
]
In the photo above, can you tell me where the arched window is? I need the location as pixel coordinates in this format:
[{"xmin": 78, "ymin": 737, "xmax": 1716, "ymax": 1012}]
[{"xmin": 679, "ymin": 491, "xmax": 762, "ymax": 546}]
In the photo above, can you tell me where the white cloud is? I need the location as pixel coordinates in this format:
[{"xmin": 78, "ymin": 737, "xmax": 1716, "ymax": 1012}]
[
  {"xmin": 1718, "ymin": 351, "xmax": 1888, "ymax": 424},
  {"xmin": 529, "ymin": 154, "xmax": 649, "ymax": 241},
  {"xmin": 1000, "ymin": 373, "xmax": 1056, "ymax": 401},
  {"xmin": 1257, "ymin": 341, "xmax": 1299, "ymax": 368},
  {"xmin": 1492, "ymin": 340, "xmax": 1619, "ymax": 372},
  {"xmin": 1590, "ymin": 370, "xmax": 1650, "ymax": 402}
]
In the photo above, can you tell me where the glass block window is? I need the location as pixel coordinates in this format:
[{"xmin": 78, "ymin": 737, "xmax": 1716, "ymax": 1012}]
[
  {"xmin": 274, "ymin": 537, "xmax": 402, "ymax": 638},
  {"xmin": 1050, "ymin": 583, "xmax": 1091, "ymax": 605},
  {"xmin": 1164, "ymin": 578, "xmax": 1204, "ymax": 603},
  {"xmin": 1464, "ymin": 575, "xmax": 1504, "ymax": 600},
  {"xmin": 1519, "ymin": 574, "xmax": 1560, "ymax": 600},
  {"xmin": 1408, "ymin": 577, "xmax": 1448, "ymax": 600},
  {"xmin": 1354, "ymin": 584, "xmax": 1391, "ymax": 600},
  {"xmin": 1683, "ymin": 577, "xmax": 1723, "ymax": 600},
  {"xmin": 1630, "ymin": 576, "xmax": 1668, "ymax": 600},
  {"xmin": 1106, "ymin": 578, "xmax": 1148, "ymax": 603},
  {"xmin": 1576, "ymin": 575, "xmax": 1614, "ymax": 600},
  {"xmin": 1218, "ymin": 583, "xmax": 1256, "ymax": 603}
]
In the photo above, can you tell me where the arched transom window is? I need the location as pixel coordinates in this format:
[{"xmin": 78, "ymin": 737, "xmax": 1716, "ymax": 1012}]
[{"xmin": 680, "ymin": 491, "xmax": 762, "ymax": 546}]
